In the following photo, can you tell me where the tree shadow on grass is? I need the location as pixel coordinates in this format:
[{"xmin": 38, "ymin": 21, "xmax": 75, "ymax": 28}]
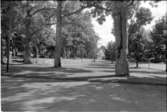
[
  {"xmin": 100, "ymin": 66, "xmax": 166, "ymax": 75},
  {"xmin": 2, "ymin": 73, "xmax": 117, "ymax": 82},
  {"xmin": 102, "ymin": 69, "xmax": 166, "ymax": 75},
  {"xmin": 101, "ymin": 70, "xmax": 115, "ymax": 72},
  {"xmin": 88, "ymin": 66, "xmax": 115, "ymax": 69},
  {"xmin": 117, "ymin": 76, "xmax": 167, "ymax": 86},
  {"xmin": 98, "ymin": 69, "xmax": 166, "ymax": 86},
  {"xmin": 130, "ymin": 70, "xmax": 166, "ymax": 75},
  {"xmin": 2, "ymin": 73, "xmax": 166, "ymax": 86},
  {"xmin": 1, "ymin": 65, "xmax": 96, "ymax": 81},
  {"xmin": 87, "ymin": 63, "xmax": 115, "ymax": 69},
  {"xmin": 1, "ymin": 65, "xmax": 93, "ymax": 74},
  {"xmin": 1, "ymin": 61, "xmax": 166, "ymax": 86},
  {"xmin": 2, "ymin": 77, "xmax": 166, "ymax": 112},
  {"xmin": 89, "ymin": 75, "xmax": 166, "ymax": 86}
]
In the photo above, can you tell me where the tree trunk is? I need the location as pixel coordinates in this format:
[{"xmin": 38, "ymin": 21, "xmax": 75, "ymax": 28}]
[
  {"xmin": 54, "ymin": 1, "xmax": 63, "ymax": 68},
  {"xmin": 24, "ymin": 8, "xmax": 32, "ymax": 64},
  {"xmin": 13, "ymin": 48, "xmax": 16, "ymax": 59},
  {"xmin": 24, "ymin": 26, "xmax": 32, "ymax": 64},
  {"xmin": 23, "ymin": 28, "xmax": 31, "ymax": 64},
  {"xmin": 6, "ymin": 35, "xmax": 10, "ymax": 72},
  {"xmin": 35, "ymin": 45, "xmax": 39, "ymax": 64},
  {"xmin": 136, "ymin": 60, "xmax": 139, "ymax": 68},
  {"xmin": 6, "ymin": 15, "xmax": 12, "ymax": 72},
  {"xmin": 24, "ymin": 40, "xmax": 31, "ymax": 64},
  {"xmin": 165, "ymin": 43, "xmax": 167, "ymax": 72},
  {"xmin": 113, "ymin": 7, "xmax": 129, "ymax": 76}
]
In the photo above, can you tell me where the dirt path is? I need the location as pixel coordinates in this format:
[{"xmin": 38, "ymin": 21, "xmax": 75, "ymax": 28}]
[{"xmin": 1, "ymin": 59, "xmax": 167, "ymax": 111}]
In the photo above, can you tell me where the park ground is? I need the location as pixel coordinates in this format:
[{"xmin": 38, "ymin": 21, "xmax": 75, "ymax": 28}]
[{"xmin": 1, "ymin": 59, "xmax": 167, "ymax": 111}]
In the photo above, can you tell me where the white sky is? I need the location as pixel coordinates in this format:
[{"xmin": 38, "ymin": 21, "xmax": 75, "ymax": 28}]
[
  {"xmin": 92, "ymin": 1, "xmax": 167, "ymax": 47},
  {"xmin": 91, "ymin": 15, "xmax": 115, "ymax": 48}
]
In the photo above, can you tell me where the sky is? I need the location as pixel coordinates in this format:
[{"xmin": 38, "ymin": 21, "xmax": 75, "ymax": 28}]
[{"xmin": 91, "ymin": 1, "xmax": 167, "ymax": 47}]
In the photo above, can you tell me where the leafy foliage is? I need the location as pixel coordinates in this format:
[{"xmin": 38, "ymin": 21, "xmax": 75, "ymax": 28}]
[
  {"xmin": 62, "ymin": 12, "xmax": 99, "ymax": 58},
  {"xmin": 104, "ymin": 41, "xmax": 116, "ymax": 62},
  {"xmin": 1, "ymin": 1, "xmax": 99, "ymax": 60},
  {"xmin": 148, "ymin": 16, "xmax": 167, "ymax": 63},
  {"xmin": 128, "ymin": 7, "xmax": 153, "ymax": 67}
]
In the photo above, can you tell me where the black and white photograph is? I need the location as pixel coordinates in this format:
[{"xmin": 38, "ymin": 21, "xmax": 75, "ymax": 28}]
[{"xmin": 1, "ymin": 0, "xmax": 167, "ymax": 111}]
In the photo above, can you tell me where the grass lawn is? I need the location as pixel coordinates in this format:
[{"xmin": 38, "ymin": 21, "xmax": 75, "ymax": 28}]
[{"xmin": 1, "ymin": 58, "xmax": 167, "ymax": 111}]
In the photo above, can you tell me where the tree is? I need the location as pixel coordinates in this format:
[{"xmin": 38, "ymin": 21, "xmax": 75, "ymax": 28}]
[
  {"xmin": 47, "ymin": 1, "xmax": 131, "ymax": 69},
  {"xmin": 129, "ymin": 31, "xmax": 145, "ymax": 68},
  {"xmin": 20, "ymin": 1, "xmax": 57, "ymax": 63},
  {"xmin": 128, "ymin": 7, "xmax": 153, "ymax": 68},
  {"xmin": 79, "ymin": 1, "xmax": 140, "ymax": 76},
  {"xmin": 150, "ymin": 16, "xmax": 167, "ymax": 65},
  {"xmin": 52, "ymin": 1, "xmax": 96, "ymax": 67},
  {"xmin": 1, "ymin": 1, "xmax": 94, "ymax": 66},
  {"xmin": 6, "ymin": 1, "xmax": 57, "ymax": 64},
  {"xmin": 105, "ymin": 41, "xmax": 116, "ymax": 63},
  {"xmin": 111, "ymin": 1, "xmax": 138, "ymax": 76},
  {"xmin": 62, "ymin": 11, "xmax": 99, "ymax": 59},
  {"xmin": 1, "ymin": 1, "xmax": 20, "ymax": 71},
  {"xmin": 53, "ymin": 1, "xmax": 63, "ymax": 67}
]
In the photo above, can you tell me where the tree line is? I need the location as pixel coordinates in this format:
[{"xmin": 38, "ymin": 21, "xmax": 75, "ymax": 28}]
[
  {"xmin": 104, "ymin": 7, "xmax": 166, "ymax": 69},
  {"xmin": 1, "ymin": 1, "xmax": 99, "ymax": 65},
  {"xmin": 2, "ymin": 1, "xmax": 166, "ymax": 75}
]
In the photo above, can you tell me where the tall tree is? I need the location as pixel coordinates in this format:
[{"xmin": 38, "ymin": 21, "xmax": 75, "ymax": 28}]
[
  {"xmin": 105, "ymin": 41, "xmax": 116, "ymax": 63},
  {"xmin": 150, "ymin": 16, "xmax": 167, "ymax": 71},
  {"xmin": 79, "ymin": 1, "xmax": 139, "ymax": 76},
  {"xmin": 53, "ymin": 1, "xmax": 93, "ymax": 67},
  {"xmin": 110, "ymin": 1, "xmax": 139, "ymax": 76},
  {"xmin": 112, "ymin": 3, "xmax": 129, "ymax": 76},
  {"xmin": 15, "ymin": 1, "xmax": 57, "ymax": 63},
  {"xmin": 128, "ymin": 7, "xmax": 153, "ymax": 68},
  {"xmin": 54, "ymin": 1, "xmax": 63, "ymax": 67},
  {"xmin": 62, "ymin": 11, "xmax": 99, "ymax": 59},
  {"xmin": 1, "ymin": 1, "xmax": 20, "ymax": 71}
]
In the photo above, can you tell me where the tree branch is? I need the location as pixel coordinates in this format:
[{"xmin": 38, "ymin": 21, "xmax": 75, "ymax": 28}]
[
  {"xmin": 63, "ymin": 3, "xmax": 112, "ymax": 17},
  {"xmin": 31, "ymin": 7, "xmax": 57, "ymax": 16},
  {"xmin": 94, "ymin": 4, "xmax": 112, "ymax": 12},
  {"xmin": 126, "ymin": 0, "xmax": 134, "ymax": 8},
  {"xmin": 30, "ymin": 28, "xmax": 42, "ymax": 36},
  {"xmin": 62, "ymin": 5, "xmax": 89, "ymax": 17}
]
